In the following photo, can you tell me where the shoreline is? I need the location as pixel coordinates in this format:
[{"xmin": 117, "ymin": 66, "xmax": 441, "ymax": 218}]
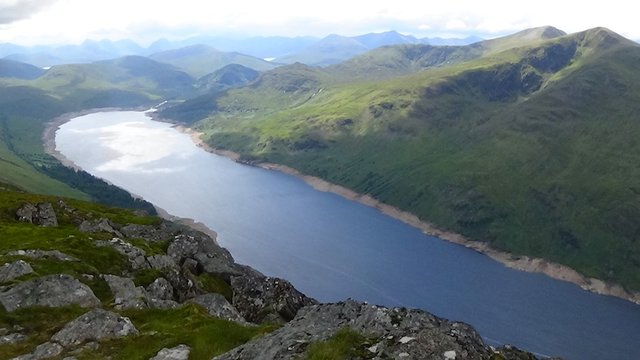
[
  {"xmin": 46, "ymin": 108, "xmax": 640, "ymax": 305},
  {"xmin": 42, "ymin": 107, "xmax": 221, "ymax": 245},
  {"xmin": 169, "ymin": 118, "xmax": 640, "ymax": 305}
]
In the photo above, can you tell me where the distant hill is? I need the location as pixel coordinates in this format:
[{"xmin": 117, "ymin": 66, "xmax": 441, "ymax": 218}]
[
  {"xmin": 196, "ymin": 64, "xmax": 260, "ymax": 92},
  {"xmin": 354, "ymin": 31, "xmax": 418, "ymax": 48},
  {"xmin": 0, "ymin": 59, "xmax": 45, "ymax": 79},
  {"xmin": 148, "ymin": 35, "xmax": 318, "ymax": 59},
  {"xmin": 166, "ymin": 27, "xmax": 640, "ymax": 293},
  {"xmin": 30, "ymin": 55, "xmax": 194, "ymax": 104},
  {"xmin": 277, "ymin": 30, "xmax": 483, "ymax": 66},
  {"xmin": 149, "ymin": 45, "xmax": 279, "ymax": 78}
]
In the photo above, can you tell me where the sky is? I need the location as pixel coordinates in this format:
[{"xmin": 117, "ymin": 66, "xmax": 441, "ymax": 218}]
[{"xmin": 0, "ymin": 0, "xmax": 638, "ymax": 45}]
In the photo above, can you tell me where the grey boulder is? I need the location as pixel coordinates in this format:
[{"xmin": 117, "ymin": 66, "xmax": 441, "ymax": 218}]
[
  {"xmin": 0, "ymin": 274, "xmax": 100, "ymax": 312},
  {"xmin": 187, "ymin": 293, "xmax": 246, "ymax": 324},
  {"xmin": 149, "ymin": 344, "xmax": 191, "ymax": 360},
  {"xmin": 16, "ymin": 203, "xmax": 58, "ymax": 227},
  {"xmin": 51, "ymin": 308, "xmax": 138, "ymax": 347},
  {"xmin": 0, "ymin": 260, "xmax": 34, "ymax": 283}
]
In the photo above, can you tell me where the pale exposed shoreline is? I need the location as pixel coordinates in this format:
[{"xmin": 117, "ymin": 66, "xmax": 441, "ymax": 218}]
[
  {"xmin": 169, "ymin": 119, "xmax": 640, "ymax": 305},
  {"xmin": 46, "ymin": 108, "xmax": 640, "ymax": 304}
]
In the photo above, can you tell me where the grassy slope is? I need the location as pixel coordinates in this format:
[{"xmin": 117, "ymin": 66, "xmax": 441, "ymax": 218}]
[
  {"xmin": 0, "ymin": 185, "xmax": 270, "ymax": 359},
  {"xmin": 190, "ymin": 28, "xmax": 640, "ymax": 291}
]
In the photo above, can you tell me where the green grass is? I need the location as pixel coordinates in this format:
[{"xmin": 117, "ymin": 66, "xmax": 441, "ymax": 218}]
[
  {"xmin": 75, "ymin": 305, "xmax": 274, "ymax": 360},
  {"xmin": 306, "ymin": 328, "xmax": 374, "ymax": 360},
  {"xmin": 0, "ymin": 186, "xmax": 162, "ymax": 283},
  {"xmin": 185, "ymin": 28, "xmax": 640, "ymax": 292},
  {"xmin": 0, "ymin": 306, "xmax": 89, "ymax": 358}
]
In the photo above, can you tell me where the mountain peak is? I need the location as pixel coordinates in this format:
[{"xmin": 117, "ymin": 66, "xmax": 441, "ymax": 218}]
[
  {"xmin": 575, "ymin": 27, "xmax": 637, "ymax": 49},
  {"xmin": 513, "ymin": 26, "xmax": 567, "ymax": 40}
]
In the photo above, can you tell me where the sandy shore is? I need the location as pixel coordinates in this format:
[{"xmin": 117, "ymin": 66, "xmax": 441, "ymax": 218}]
[
  {"xmin": 45, "ymin": 108, "xmax": 640, "ymax": 304},
  {"xmin": 172, "ymin": 122, "xmax": 640, "ymax": 305}
]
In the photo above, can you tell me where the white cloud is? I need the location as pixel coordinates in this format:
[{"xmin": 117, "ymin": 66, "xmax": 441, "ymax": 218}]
[
  {"xmin": 1, "ymin": 0, "xmax": 639, "ymax": 45},
  {"xmin": 0, "ymin": 0, "xmax": 57, "ymax": 24}
]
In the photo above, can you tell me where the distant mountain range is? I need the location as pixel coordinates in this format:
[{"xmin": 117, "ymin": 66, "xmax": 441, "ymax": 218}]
[
  {"xmin": 277, "ymin": 31, "xmax": 482, "ymax": 66},
  {"xmin": 0, "ymin": 31, "xmax": 482, "ymax": 68}
]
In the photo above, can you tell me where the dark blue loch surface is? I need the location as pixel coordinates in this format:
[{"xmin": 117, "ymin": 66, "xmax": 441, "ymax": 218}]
[{"xmin": 56, "ymin": 110, "xmax": 640, "ymax": 360}]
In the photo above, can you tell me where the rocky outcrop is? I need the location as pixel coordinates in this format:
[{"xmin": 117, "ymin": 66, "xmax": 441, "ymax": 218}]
[
  {"xmin": 0, "ymin": 274, "xmax": 100, "ymax": 311},
  {"xmin": 0, "ymin": 260, "xmax": 34, "ymax": 282},
  {"xmin": 119, "ymin": 222, "xmax": 178, "ymax": 242},
  {"xmin": 230, "ymin": 267, "xmax": 317, "ymax": 324},
  {"xmin": 168, "ymin": 234, "xmax": 240, "ymax": 280},
  {"xmin": 4, "ymin": 195, "xmax": 550, "ymax": 359},
  {"xmin": 78, "ymin": 218, "xmax": 123, "ymax": 237},
  {"xmin": 149, "ymin": 344, "xmax": 191, "ymax": 360},
  {"xmin": 214, "ymin": 300, "xmax": 535, "ymax": 360},
  {"xmin": 51, "ymin": 309, "xmax": 138, "ymax": 347},
  {"xmin": 16, "ymin": 203, "xmax": 58, "ymax": 227},
  {"xmin": 146, "ymin": 277, "xmax": 174, "ymax": 300},
  {"xmin": 188, "ymin": 293, "xmax": 246, "ymax": 324},
  {"xmin": 103, "ymin": 274, "xmax": 178, "ymax": 310},
  {"xmin": 96, "ymin": 238, "xmax": 176, "ymax": 270},
  {"xmin": 102, "ymin": 274, "xmax": 148, "ymax": 310}
]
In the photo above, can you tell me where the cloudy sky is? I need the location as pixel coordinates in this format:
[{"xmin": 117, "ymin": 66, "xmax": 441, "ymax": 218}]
[{"xmin": 0, "ymin": 0, "xmax": 638, "ymax": 45}]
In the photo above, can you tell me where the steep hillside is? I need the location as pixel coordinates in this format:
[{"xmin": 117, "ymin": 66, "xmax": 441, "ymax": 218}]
[
  {"xmin": 173, "ymin": 27, "xmax": 640, "ymax": 293},
  {"xmin": 149, "ymin": 45, "xmax": 278, "ymax": 78}
]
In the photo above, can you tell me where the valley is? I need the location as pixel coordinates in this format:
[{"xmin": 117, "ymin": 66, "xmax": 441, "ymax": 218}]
[{"xmin": 1, "ymin": 23, "xmax": 640, "ymax": 359}]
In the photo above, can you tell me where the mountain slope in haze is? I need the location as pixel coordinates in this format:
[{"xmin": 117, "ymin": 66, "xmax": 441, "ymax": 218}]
[
  {"xmin": 277, "ymin": 33, "xmax": 391, "ymax": 66},
  {"xmin": 30, "ymin": 55, "xmax": 194, "ymax": 104},
  {"xmin": 171, "ymin": 27, "xmax": 640, "ymax": 293},
  {"xmin": 277, "ymin": 30, "xmax": 486, "ymax": 66},
  {"xmin": 0, "ymin": 59, "xmax": 45, "ymax": 80},
  {"xmin": 149, "ymin": 45, "xmax": 279, "ymax": 78},
  {"xmin": 1, "ymin": 39, "xmax": 146, "ymax": 67}
]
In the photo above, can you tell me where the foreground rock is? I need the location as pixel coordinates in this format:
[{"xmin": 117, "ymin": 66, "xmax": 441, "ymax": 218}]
[
  {"xmin": 3, "ymin": 197, "xmax": 554, "ymax": 359},
  {"xmin": 51, "ymin": 309, "xmax": 138, "ymax": 347},
  {"xmin": 0, "ymin": 260, "xmax": 34, "ymax": 283},
  {"xmin": 149, "ymin": 344, "xmax": 191, "ymax": 360},
  {"xmin": 188, "ymin": 294, "xmax": 246, "ymax": 324},
  {"xmin": 231, "ymin": 267, "xmax": 317, "ymax": 324},
  {"xmin": 214, "ymin": 300, "xmax": 540, "ymax": 360},
  {"xmin": 0, "ymin": 274, "xmax": 100, "ymax": 311},
  {"xmin": 16, "ymin": 202, "xmax": 58, "ymax": 227}
]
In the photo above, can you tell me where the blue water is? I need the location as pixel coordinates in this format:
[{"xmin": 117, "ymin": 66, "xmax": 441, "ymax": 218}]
[{"xmin": 55, "ymin": 110, "xmax": 640, "ymax": 359}]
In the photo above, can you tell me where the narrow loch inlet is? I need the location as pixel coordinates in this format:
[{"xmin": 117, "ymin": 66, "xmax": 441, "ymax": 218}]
[{"xmin": 55, "ymin": 110, "xmax": 640, "ymax": 360}]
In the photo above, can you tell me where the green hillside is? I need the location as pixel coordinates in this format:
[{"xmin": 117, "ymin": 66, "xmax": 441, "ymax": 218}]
[{"xmin": 174, "ymin": 27, "xmax": 640, "ymax": 291}]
